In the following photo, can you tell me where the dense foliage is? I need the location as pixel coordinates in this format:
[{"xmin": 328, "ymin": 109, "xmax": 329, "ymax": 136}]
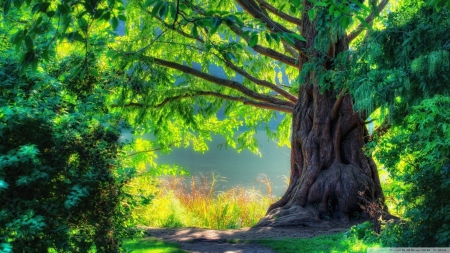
[
  {"xmin": 0, "ymin": 56, "xmax": 136, "ymax": 252},
  {"xmin": 351, "ymin": 0, "xmax": 450, "ymax": 246},
  {"xmin": 349, "ymin": 0, "xmax": 450, "ymax": 122},
  {"xmin": 0, "ymin": 5, "xmax": 138, "ymax": 251},
  {"xmin": 376, "ymin": 96, "xmax": 450, "ymax": 246}
]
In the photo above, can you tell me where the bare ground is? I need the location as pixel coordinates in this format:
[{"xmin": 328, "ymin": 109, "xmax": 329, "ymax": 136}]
[{"xmin": 142, "ymin": 220, "xmax": 361, "ymax": 253}]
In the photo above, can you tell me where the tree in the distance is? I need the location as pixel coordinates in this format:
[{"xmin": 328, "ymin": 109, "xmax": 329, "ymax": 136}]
[{"xmin": 107, "ymin": 0, "xmax": 390, "ymax": 225}]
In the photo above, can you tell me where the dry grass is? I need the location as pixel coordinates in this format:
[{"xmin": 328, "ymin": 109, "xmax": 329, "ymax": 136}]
[{"xmin": 135, "ymin": 173, "xmax": 278, "ymax": 229}]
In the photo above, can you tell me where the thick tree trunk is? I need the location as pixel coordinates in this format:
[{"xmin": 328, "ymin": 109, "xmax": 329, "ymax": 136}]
[
  {"xmin": 257, "ymin": 2, "xmax": 385, "ymax": 227},
  {"xmin": 257, "ymin": 87, "xmax": 384, "ymax": 226}
]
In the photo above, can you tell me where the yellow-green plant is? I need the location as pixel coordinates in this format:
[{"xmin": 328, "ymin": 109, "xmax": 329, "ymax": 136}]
[{"xmin": 136, "ymin": 173, "xmax": 276, "ymax": 229}]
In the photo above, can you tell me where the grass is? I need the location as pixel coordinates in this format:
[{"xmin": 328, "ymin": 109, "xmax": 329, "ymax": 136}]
[
  {"xmin": 256, "ymin": 232, "xmax": 381, "ymax": 253},
  {"xmin": 129, "ymin": 172, "xmax": 384, "ymax": 252},
  {"xmin": 123, "ymin": 238, "xmax": 187, "ymax": 253},
  {"xmin": 134, "ymin": 173, "xmax": 277, "ymax": 229},
  {"xmin": 120, "ymin": 231, "xmax": 380, "ymax": 253}
]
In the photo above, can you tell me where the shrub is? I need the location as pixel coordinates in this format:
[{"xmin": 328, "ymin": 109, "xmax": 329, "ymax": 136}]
[
  {"xmin": 0, "ymin": 54, "xmax": 135, "ymax": 252},
  {"xmin": 376, "ymin": 95, "xmax": 450, "ymax": 246}
]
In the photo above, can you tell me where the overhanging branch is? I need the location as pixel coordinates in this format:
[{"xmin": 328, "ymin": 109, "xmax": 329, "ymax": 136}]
[
  {"xmin": 120, "ymin": 91, "xmax": 294, "ymax": 113},
  {"xmin": 225, "ymin": 22, "xmax": 298, "ymax": 67},
  {"xmin": 182, "ymin": 0, "xmax": 299, "ymax": 68},
  {"xmin": 235, "ymin": 0, "xmax": 306, "ymax": 51},
  {"xmin": 221, "ymin": 58, "xmax": 297, "ymax": 103},
  {"xmin": 255, "ymin": 0, "xmax": 303, "ymax": 26},
  {"xmin": 137, "ymin": 54, "xmax": 294, "ymax": 107},
  {"xmin": 347, "ymin": 0, "xmax": 390, "ymax": 42}
]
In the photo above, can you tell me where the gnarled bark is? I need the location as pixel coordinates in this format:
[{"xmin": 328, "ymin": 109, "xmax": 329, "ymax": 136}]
[{"xmin": 257, "ymin": 86, "xmax": 384, "ymax": 226}]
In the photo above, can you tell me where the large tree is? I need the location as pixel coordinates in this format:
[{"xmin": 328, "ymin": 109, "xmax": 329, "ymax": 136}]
[
  {"xmin": 2, "ymin": 0, "xmax": 391, "ymax": 226},
  {"xmin": 106, "ymin": 0, "xmax": 390, "ymax": 226}
]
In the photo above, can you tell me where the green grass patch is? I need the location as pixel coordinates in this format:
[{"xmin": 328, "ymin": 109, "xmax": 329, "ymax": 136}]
[
  {"xmin": 256, "ymin": 232, "xmax": 381, "ymax": 253},
  {"xmin": 123, "ymin": 238, "xmax": 187, "ymax": 253}
]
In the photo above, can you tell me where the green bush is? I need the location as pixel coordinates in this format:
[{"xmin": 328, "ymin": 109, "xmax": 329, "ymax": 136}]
[
  {"xmin": 376, "ymin": 95, "xmax": 450, "ymax": 246},
  {"xmin": 344, "ymin": 222, "xmax": 379, "ymax": 243},
  {"xmin": 0, "ymin": 55, "xmax": 136, "ymax": 252}
]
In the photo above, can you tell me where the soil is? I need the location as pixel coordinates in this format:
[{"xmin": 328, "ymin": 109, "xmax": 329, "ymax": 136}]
[{"xmin": 142, "ymin": 220, "xmax": 362, "ymax": 253}]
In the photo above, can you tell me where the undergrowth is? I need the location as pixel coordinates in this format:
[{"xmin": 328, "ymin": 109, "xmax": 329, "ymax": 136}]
[
  {"xmin": 123, "ymin": 238, "xmax": 187, "ymax": 253},
  {"xmin": 134, "ymin": 173, "xmax": 276, "ymax": 229},
  {"xmin": 257, "ymin": 230, "xmax": 381, "ymax": 253}
]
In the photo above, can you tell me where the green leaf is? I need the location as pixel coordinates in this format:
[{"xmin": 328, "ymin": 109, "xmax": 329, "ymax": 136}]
[
  {"xmin": 249, "ymin": 33, "xmax": 258, "ymax": 47},
  {"xmin": 282, "ymin": 33, "xmax": 295, "ymax": 46},
  {"xmin": 151, "ymin": 1, "xmax": 163, "ymax": 18},
  {"xmin": 334, "ymin": 10, "xmax": 341, "ymax": 18},
  {"xmin": 57, "ymin": 4, "xmax": 69, "ymax": 15},
  {"xmin": 209, "ymin": 18, "xmax": 221, "ymax": 35},
  {"xmin": 340, "ymin": 16, "xmax": 350, "ymax": 29},
  {"xmin": 78, "ymin": 17, "xmax": 88, "ymax": 31},
  {"xmin": 106, "ymin": 49, "xmax": 116, "ymax": 58},
  {"xmin": 32, "ymin": 3, "xmax": 40, "ymax": 13},
  {"xmin": 107, "ymin": 0, "xmax": 115, "ymax": 8},
  {"xmin": 356, "ymin": 16, "xmax": 371, "ymax": 29},
  {"xmin": 242, "ymin": 30, "xmax": 250, "ymax": 38},
  {"xmin": 118, "ymin": 14, "xmax": 126, "ymax": 21},
  {"xmin": 143, "ymin": 0, "xmax": 158, "ymax": 8},
  {"xmin": 92, "ymin": 9, "xmax": 103, "ymax": 19},
  {"xmin": 191, "ymin": 25, "xmax": 198, "ymax": 38},
  {"xmin": 271, "ymin": 33, "xmax": 281, "ymax": 44},
  {"xmin": 308, "ymin": 8, "xmax": 316, "ymax": 21},
  {"xmin": 10, "ymin": 30, "xmax": 23, "ymax": 44},
  {"xmin": 225, "ymin": 52, "xmax": 237, "ymax": 61},
  {"xmin": 110, "ymin": 17, "xmax": 119, "ymax": 30},
  {"xmin": 314, "ymin": 1, "xmax": 328, "ymax": 7},
  {"xmin": 25, "ymin": 36, "xmax": 34, "ymax": 50},
  {"xmin": 3, "ymin": 0, "xmax": 11, "ymax": 15},
  {"xmin": 290, "ymin": 33, "xmax": 306, "ymax": 42},
  {"xmin": 159, "ymin": 2, "xmax": 168, "ymax": 19},
  {"xmin": 265, "ymin": 32, "xmax": 272, "ymax": 44},
  {"xmin": 31, "ymin": 59, "xmax": 38, "ymax": 71},
  {"xmin": 102, "ymin": 11, "xmax": 111, "ymax": 20},
  {"xmin": 169, "ymin": 3, "xmax": 176, "ymax": 22},
  {"xmin": 46, "ymin": 10, "xmax": 55, "ymax": 17},
  {"xmin": 41, "ymin": 50, "xmax": 49, "ymax": 61}
]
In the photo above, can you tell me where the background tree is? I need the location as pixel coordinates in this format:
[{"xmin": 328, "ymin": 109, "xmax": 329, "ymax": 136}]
[{"xmin": 105, "ymin": 0, "xmax": 390, "ymax": 225}]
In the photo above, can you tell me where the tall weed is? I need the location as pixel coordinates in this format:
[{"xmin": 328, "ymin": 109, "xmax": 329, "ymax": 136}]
[{"xmin": 136, "ymin": 173, "xmax": 277, "ymax": 229}]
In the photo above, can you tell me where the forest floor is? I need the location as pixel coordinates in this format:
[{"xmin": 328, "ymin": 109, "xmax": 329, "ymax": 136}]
[{"xmin": 142, "ymin": 220, "xmax": 362, "ymax": 253}]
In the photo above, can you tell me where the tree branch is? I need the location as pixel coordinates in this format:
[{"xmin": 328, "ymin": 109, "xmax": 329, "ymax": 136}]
[
  {"xmin": 224, "ymin": 22, "xmax": 298, "ymax": 67},
  {"xmin": 255, "ymin": 0, "xmax": 303, "ymax": 26},
  {"xmin": 180, "ymin": 0, "xmax": 299, "ymax": 68},
  {"xmin": 221, "ymin": 58, "xmax": 298, "ymax": 103},
  {"xmin": 128, "ymin": 141, "xmax": 182, "ymax": 156},
  {"xmin": 128, "ymin": 147, "xmax": 164, "ymax": 156},
  {"xmin": 136, "ymin": 54, "xmax": 294, "ymax": 107},
  {"xmin": 121, "ymin": 90, "xmax": 294, "ymax": 113},
  {"xmin": 347, "ymin": 0, "xmax": 390, "ymax": 42},
  {"xmin": 235, "ymin": 0, "xmax": 306, "ymax": 50}
]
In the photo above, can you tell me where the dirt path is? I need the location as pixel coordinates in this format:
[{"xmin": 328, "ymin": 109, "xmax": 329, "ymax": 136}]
[{"xmin": 143, "ymin": 221, "xmax": 358, "ymax": 253}]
